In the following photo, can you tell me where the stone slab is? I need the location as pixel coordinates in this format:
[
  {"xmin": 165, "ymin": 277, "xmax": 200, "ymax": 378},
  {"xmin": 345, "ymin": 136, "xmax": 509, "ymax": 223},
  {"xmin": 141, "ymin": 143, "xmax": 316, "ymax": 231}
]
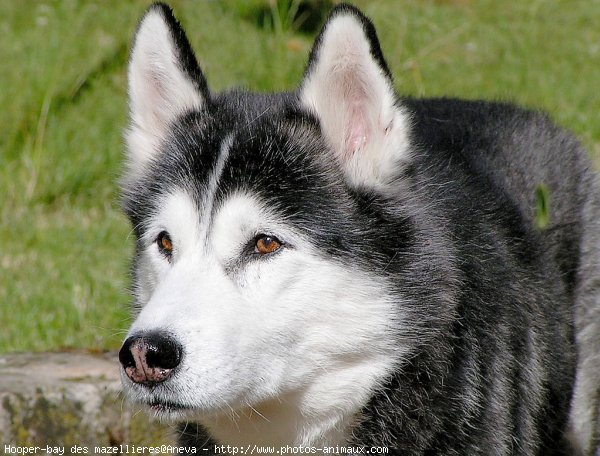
[{"xmin": 0, "ymin": 351, "xmax": 177, "ymax": 451}]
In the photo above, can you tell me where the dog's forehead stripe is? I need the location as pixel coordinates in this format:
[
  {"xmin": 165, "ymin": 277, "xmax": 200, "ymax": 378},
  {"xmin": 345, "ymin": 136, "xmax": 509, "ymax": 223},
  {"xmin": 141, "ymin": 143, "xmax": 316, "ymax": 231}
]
[
  {"xmin": 205, "ymin": 134, "xmax": 233, "ymax": 208},
  {"xmin": 194, "ymin": 133, "xmax": 233, "ymax": 242}
]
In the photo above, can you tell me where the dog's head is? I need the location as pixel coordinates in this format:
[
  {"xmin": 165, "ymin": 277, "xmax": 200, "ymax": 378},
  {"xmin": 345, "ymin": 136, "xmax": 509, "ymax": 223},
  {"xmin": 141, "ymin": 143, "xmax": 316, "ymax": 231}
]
[{"xmin": 119, "ymin": 3, "xmax": 445, "ymax": 443}]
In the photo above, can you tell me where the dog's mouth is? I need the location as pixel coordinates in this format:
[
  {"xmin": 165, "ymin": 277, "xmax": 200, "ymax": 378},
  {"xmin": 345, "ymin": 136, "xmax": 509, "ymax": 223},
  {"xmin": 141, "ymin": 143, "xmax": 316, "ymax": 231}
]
[{"xmin": 147, "ymin": 399, "xmax": 192, "ymax": 418}]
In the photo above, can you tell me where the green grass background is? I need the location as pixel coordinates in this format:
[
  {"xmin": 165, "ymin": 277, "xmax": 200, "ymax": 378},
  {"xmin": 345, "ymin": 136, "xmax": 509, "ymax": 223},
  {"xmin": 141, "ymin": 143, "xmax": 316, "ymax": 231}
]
[{"xmin": 1, "ymin": 0, "xmax": 599, "ymax": 352}]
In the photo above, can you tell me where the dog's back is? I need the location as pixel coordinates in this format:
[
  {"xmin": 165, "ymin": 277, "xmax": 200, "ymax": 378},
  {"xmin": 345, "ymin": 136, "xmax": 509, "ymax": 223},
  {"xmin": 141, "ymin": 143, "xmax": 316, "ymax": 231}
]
[{"xmin": 407, "ymin": 98, "xmax": 600, "ymax": 454}]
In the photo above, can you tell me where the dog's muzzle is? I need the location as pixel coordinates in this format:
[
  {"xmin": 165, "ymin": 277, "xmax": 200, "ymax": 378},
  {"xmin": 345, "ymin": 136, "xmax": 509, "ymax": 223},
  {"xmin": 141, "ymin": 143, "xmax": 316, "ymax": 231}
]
[{"xmin": 119, "ymin": 331, "xmax": 183, "ymax": 386}]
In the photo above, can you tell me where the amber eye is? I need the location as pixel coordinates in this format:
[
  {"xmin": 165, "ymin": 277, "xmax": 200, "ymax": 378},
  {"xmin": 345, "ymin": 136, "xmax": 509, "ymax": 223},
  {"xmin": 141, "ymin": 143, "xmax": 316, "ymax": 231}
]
[
  {"xmin": 156, "ymin": 231, "xmax": 173, "ymax": 258},
  {"xmin": 255, "ymin": 235, "xmax": 282, "ymax": 255}
]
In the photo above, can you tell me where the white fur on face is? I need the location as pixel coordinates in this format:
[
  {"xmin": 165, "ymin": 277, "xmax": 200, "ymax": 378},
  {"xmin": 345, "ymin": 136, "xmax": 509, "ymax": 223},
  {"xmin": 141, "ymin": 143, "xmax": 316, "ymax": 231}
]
[
  {"xmin": 124, "ymin": 186, "xmax": 403, "ymax": 446},
  {"xmin": 300, "ymin": 14, "xmax": 411, "ymax": 190},
  {"xmin": 126, "ymin": 8, "xmax": 204, "ymax": 178}
]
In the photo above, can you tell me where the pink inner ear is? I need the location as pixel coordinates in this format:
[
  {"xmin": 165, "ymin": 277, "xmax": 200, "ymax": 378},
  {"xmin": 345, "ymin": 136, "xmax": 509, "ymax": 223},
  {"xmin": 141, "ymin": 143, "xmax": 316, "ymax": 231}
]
[{"xmin": 346, "ymin": 101, "xmax": 369, "ymax": 156}]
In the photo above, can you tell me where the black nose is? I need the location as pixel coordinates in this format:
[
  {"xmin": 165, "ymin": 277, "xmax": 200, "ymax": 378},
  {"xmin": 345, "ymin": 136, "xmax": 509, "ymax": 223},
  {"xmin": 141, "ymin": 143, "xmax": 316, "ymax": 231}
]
[{"xmin": 119, "ymin": 331, "xmax": 183, "ymax": 386}]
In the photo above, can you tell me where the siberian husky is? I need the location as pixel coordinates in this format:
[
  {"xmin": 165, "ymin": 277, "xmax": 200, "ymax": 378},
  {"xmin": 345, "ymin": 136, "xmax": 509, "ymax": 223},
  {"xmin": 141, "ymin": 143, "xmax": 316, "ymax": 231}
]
[{"xmin": 118, "ymin": 3, "xmax": 600, "ymax": 454}]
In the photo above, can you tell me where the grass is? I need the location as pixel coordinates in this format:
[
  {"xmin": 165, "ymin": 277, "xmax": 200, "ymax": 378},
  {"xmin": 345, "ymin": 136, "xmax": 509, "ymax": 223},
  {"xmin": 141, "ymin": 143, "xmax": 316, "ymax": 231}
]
[{"xmin": 1, "ymin": 0, "xmax": 599, "ymax": 352}]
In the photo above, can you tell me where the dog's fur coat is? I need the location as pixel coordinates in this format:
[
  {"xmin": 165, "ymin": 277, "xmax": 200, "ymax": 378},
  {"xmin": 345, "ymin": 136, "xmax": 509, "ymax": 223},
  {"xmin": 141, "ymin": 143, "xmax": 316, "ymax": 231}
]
[{"xmin": 119, "ymin": 3, "xmax": 600, "ymax": 454}]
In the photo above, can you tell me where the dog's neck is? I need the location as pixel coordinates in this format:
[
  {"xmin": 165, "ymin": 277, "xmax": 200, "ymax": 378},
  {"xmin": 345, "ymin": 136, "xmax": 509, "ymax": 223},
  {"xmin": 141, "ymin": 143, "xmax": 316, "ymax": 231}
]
[{"xmin": 199, "ymin": 394, "xmax": 350, "ymax": 448}]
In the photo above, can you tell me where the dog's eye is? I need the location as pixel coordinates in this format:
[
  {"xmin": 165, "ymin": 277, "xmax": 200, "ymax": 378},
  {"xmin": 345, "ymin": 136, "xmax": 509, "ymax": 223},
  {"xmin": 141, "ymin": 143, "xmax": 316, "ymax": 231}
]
[
  {"xmin": 156, "ymin": 231, "xmax": 173, "ymax": 259},
  {"xmin": 255, "ymin": 235, "xmax": 282, "ymax": 255}
]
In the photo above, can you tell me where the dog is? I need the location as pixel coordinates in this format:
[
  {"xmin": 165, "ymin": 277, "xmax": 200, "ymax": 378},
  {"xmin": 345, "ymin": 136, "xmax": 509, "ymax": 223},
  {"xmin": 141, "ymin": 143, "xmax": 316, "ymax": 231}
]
[{"xmin": 118, "ymin": 3, "xmax": 600, "ymax": 454}]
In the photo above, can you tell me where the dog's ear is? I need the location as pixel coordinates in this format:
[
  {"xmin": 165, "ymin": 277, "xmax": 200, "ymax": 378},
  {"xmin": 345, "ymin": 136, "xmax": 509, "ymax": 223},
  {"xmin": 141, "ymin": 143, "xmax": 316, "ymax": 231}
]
[
  {"xmin": 300, "ymin": 5, "xmax": 410, "ymax": 188},
  {"xmin": 126, "ymin": 3, "xmax": 209, "ymax": 174}
]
